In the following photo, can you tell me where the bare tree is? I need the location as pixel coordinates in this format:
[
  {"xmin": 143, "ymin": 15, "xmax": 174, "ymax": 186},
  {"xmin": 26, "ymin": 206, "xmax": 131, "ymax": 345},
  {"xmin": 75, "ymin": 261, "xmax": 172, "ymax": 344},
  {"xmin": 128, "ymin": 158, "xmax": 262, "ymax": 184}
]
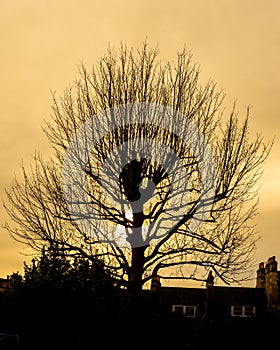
[{"xmin": 3, "ymin": 42, "xmax": 271, "ymax": 303}]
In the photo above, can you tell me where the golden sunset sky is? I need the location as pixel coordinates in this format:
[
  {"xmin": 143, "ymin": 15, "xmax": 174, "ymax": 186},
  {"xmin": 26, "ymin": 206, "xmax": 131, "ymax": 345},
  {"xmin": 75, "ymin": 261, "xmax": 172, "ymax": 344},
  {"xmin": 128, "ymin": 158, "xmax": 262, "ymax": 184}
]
[{"xmin": 1, "ymin": 0, "xmax": 279, "ymax": 286}]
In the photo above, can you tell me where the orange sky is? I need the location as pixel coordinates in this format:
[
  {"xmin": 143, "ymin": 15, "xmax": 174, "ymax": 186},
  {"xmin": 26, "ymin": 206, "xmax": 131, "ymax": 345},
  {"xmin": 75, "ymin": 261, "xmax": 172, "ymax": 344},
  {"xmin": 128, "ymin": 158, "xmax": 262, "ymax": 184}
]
[{"xmin": 0, "ymin": 0, "xmax": 279, "ymax": 286}]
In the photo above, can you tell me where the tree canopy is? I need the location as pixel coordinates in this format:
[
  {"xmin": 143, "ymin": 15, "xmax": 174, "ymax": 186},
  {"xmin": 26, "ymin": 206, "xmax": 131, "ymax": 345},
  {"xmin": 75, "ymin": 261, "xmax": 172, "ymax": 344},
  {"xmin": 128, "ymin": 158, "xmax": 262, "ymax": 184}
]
[
  {"xmin": 0, "ymin": 249, "xmax": 125, "ymax": 348},
  {"xmin": 4, "ymin": 42, "xmax": 271, "ymax": 301}
]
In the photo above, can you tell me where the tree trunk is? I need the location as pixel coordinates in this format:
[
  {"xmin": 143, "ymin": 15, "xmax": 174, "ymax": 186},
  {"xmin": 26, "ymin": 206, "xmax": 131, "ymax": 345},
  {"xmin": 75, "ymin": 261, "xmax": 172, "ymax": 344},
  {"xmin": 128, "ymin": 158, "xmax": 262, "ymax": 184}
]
[{"xmin": 128, "ymin": 210, "xmax": 147, "ymax": 311}]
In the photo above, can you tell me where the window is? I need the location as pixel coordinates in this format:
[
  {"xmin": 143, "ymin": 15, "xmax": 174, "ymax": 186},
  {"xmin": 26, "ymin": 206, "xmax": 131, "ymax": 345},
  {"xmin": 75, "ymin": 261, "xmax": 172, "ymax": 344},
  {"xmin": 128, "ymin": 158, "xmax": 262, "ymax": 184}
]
[
  {"xmin": 231, "ymin": 305, "xmax": 256, "ymax": 317},
  {"xmin": 244, "ymin": 306, "xmax": 256, "ymax": 317},
  {"xmin": 173, "ymin": 305, "xmax": 184, "ymax": 315},
  {"xmin": 231, "ymin": 305, "xmax": 243, "ymax": 316},
  {"xmin": 185, "ymin": 306, "xmax": 196, "ymax": 317},
  {"xmin": 172, "ymin": 305, "xmax": 197, "ymax": 318}
]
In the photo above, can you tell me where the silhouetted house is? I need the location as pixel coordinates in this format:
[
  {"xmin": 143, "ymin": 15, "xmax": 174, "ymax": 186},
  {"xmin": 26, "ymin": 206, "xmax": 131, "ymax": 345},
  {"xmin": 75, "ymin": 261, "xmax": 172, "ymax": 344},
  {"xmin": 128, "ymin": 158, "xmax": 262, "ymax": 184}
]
[{"xmin": 147, "ymin": 256, "xmax": 280, "ymax": 325}]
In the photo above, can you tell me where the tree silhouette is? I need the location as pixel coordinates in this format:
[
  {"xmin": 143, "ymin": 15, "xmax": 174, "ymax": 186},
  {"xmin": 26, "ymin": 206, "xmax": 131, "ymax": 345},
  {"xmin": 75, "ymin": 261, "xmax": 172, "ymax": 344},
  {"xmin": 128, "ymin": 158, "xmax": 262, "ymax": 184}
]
[
  {"xmin": 0, "ymin": 248, "xmax": 125, "ymax": 348},
  {"xmin": 3, "ymin": 42, "xmax": 271, "ymax": 304}
]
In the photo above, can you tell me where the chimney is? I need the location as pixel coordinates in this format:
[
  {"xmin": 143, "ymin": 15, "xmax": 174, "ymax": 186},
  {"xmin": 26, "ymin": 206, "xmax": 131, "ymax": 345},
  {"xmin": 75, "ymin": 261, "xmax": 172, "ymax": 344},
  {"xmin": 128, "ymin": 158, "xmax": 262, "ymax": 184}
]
[
  {"xmin": 151, "ymin": 275, "xmax": 161, "ymax": 292},
  {"xmin": 206, "ymin": 271, "xmax": 215, "ymax": 317},
  {"xmin": 150, "ymin": 275, "xmax": 161, "ymax": 305},
  {"xmin": 265, "ymin": 256, "xmax": 279, "ymax": 308},
  {"xmin": 268, "ymin": 256, "xmax": 276, "ymax": 264},
  {"xmin": 206, "ymin": 270, "xmax": 214, "ymax": 287},
  {"xmin": 206, "ymin": 271, "xmax": 214, "ymax": 299},
  {"xmin": 256, "ymin": 262, "xmax": 265, "ymax": 288},
  {"xmin": 266, "ymin": 256, "xmax": 277, "ymax": 270}
]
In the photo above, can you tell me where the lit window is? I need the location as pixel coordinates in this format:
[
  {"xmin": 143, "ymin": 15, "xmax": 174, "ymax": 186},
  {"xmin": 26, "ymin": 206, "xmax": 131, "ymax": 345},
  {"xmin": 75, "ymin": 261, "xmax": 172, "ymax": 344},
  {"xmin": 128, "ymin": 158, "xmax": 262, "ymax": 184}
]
[
  {"xmin": 172, "ymin": 305, "xmax": 197, "ymax": 317},
  {"xmin": 232, "ymin": 305, "xmax": 243, "ymax": 316},
  {"xmin": 231, "ymin": 305, "xmax": 256, "ymax": 317},
  {"xmin": 185, "ymin": 306, "xmax": 196, "ymax": 317},
  {"xmin": 244, "ymin": 306, "xmax": 256, "ymax": 317},
  {"xmin": 172, "ymin": 305, "xmax": 184, "ymax": 315}
]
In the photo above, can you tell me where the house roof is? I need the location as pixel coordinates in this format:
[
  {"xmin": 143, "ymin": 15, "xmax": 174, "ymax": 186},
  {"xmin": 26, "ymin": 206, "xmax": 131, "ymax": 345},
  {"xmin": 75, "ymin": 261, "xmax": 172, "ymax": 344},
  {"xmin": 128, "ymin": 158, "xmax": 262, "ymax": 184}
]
[
  {"xmin": 212, "ymin": 286, "xmax": 266, "ymax": 305},
  {"xmin": 143, "ymin": 285, "xmax": 267, "ymax": 307},
  {"xmin": 156, "ymin": 286, "xmax": 206, "ymax": 305}
]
